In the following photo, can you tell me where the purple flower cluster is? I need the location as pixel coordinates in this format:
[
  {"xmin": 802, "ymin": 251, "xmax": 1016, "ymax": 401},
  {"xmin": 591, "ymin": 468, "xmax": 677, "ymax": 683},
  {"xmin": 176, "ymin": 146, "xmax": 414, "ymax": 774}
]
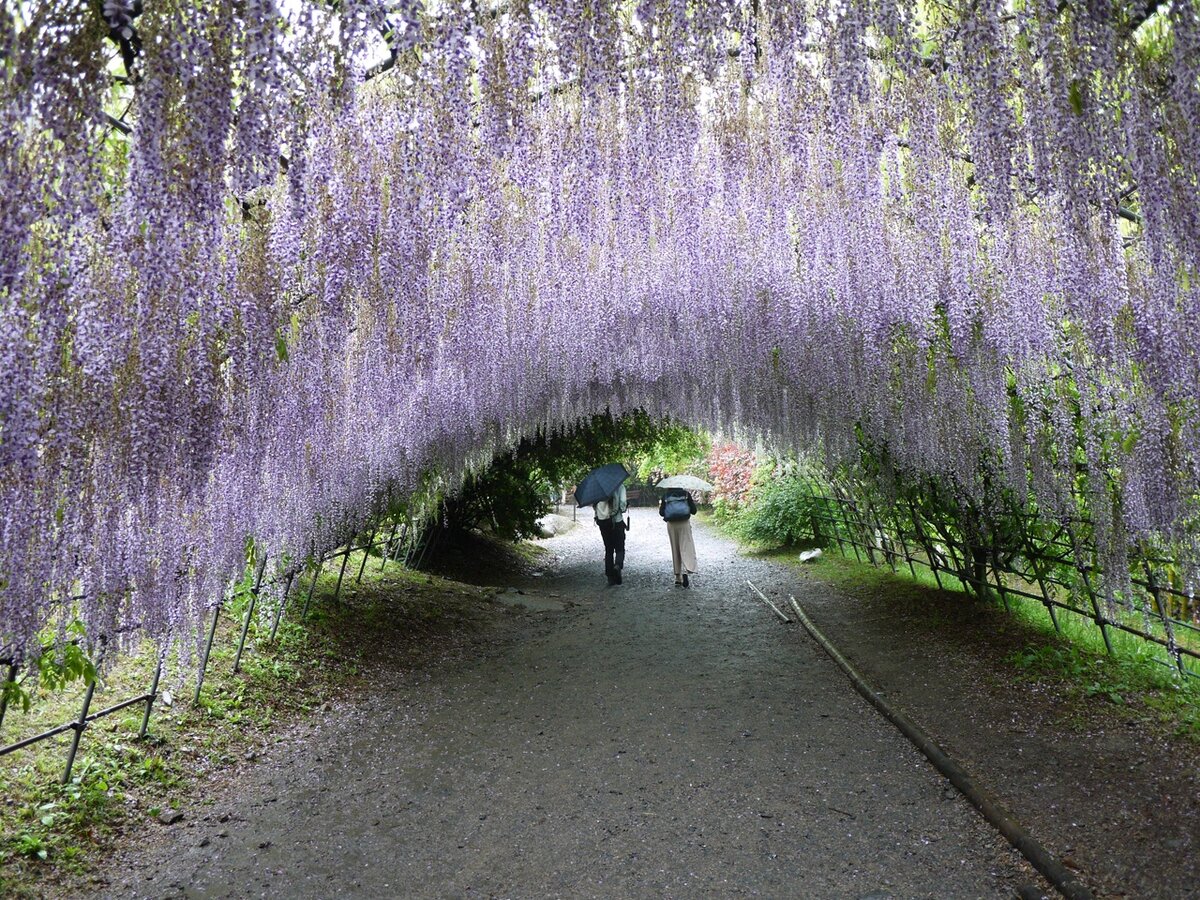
[{"xmin": 1, "ymin": 1, "xmax": 1199, "ymax": 667}]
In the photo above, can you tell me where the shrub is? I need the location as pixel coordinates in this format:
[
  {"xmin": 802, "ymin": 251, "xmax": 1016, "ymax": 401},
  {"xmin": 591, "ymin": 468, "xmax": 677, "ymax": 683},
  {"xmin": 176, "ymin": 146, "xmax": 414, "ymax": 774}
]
[{"xmin": 732, "ymin": 472, "xmax": 824, "ymax": 549}]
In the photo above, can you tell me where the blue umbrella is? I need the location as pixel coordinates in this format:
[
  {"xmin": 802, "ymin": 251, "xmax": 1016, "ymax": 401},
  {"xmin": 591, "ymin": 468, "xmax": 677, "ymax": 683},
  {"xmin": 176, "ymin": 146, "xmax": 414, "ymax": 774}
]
[{"xmin": 575, "ymin": 463, "xmax": 630, "ymax": 507}]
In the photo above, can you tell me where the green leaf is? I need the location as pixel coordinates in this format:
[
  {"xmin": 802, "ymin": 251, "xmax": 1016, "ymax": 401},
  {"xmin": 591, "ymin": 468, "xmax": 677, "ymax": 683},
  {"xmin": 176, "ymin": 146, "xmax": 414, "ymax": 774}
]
[{"xmin": 1068, "ymin": 80, "xmax": 1084, "ymax": 117}]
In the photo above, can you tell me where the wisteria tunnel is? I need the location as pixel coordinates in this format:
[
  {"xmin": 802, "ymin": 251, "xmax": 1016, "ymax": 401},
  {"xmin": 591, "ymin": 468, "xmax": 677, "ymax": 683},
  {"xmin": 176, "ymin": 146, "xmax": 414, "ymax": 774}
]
[{"xmin": 2, "ymin": 0, "xmax": 1200, "ymax": 895}]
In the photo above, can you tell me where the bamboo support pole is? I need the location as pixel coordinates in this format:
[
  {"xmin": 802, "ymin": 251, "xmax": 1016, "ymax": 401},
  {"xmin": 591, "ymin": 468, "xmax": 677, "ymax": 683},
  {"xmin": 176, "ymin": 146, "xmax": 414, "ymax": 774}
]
[
  {"xmin": 1143, "ymin": 560, "xmax": 1185, "ymax": 675},
  {"xmin": 905, "ymin": 497, "xmax": 944, "ymax": 590},
  {"xmin": 840, "ymin": 494, "xmax": 867, "ymax": 563},
  {"xmin": 867, "ymin": 499, "xmax": 898, "ymax": 573},
  {"xmin": 891, "ymin": 507, "xmax": 919, "ymax": 580},
  {"xmin": 332, "ymin": 535, "xmax": 355, "ymax": 604},
  {"xmin": 989, "ymin": 544, "xmax": 1011, "ymax": 613},
  {"xmin": 194, "ymin": 600, "xmax": 222, "ymax": 705},
  {"xmin": 139, "ymin": 660, "xmax": 162, "ymax": 739},
  {"xmin": 269, "ymin": 571, "xmax": 295, "ymax": 643},
  {"xmin": 0, "ymin": 661, "xmax": 18, "ymax": 731},
  {"xmin": 233, "ymin": 554, "xmax": 269, "ymax": 674},
  {"xmin": 355, "ymin": 526, "xmax": 377, "ymax": 584},
  {"xmin": 747, "ymin": 580, "xmax": 792, "ymax": 624},
  {"xmin": 1066, "ymin": 524, "xmax": 1114, "ymax": 654},
  {"xmin": 302, "ymin": 557, "xmax": 322, "ymax": 618},
  {"xmin": 379, "ymin": 521, "xmax": 399, "ymax": 573},
  {"xmin": 62, "ymin": 679, "xmax": 96, "ymax": 784}
]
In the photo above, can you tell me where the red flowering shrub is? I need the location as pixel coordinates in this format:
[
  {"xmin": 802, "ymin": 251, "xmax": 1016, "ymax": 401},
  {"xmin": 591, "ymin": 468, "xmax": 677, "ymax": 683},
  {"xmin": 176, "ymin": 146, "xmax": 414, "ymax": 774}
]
[{"xmin": 707, "ymin": 443, "xmax": 758, "ymax": 514}]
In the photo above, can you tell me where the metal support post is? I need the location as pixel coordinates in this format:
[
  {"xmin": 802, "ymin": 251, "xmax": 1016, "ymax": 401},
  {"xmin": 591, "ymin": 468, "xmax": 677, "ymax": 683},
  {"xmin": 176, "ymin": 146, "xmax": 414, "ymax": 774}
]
[
  {"xmin": 62, "ymin": 679, "xmax": 96, "ymax": 784},
  {"xmin": 234, "ymin": 553, "xmax": 269, "ymax": 674},
  {"xmin": 139, "ymin": 660, "xmax": 162, "ymax": 739}
]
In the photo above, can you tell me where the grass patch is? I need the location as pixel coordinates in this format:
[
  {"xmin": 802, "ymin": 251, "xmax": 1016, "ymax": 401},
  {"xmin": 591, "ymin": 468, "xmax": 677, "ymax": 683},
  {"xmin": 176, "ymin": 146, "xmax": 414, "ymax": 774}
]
[
  {"xmin": 710, "ymin": 514, "xmax": 1200, "ymax": 742},
  {"xmin": 0, "ymin": 552, "xmax": 497, "ymax": 897}
]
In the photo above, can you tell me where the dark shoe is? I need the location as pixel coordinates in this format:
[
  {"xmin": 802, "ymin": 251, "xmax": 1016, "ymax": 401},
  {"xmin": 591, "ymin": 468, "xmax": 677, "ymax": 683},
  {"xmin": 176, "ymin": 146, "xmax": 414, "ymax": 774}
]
[
  {"xmin": 682, "ymin": 574, "xmax": 690, "ymax": 587},
  {"xmin": 614, "ymin": 570, "xmax": 622, "ymax": 585}
]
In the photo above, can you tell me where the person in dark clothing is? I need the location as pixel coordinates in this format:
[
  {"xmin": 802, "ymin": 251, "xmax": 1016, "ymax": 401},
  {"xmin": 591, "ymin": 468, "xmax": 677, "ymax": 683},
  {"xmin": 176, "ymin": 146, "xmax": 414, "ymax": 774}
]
[{"xmin": 594, "ymin": 483, "xmax": 628, "ymax": 585}]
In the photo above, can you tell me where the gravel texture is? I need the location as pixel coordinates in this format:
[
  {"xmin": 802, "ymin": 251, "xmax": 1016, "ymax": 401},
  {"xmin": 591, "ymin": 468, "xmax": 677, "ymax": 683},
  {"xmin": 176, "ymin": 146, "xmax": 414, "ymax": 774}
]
[{"xmin": 100, "ymin": 509, "xmax": 1047, "ymax": 898}]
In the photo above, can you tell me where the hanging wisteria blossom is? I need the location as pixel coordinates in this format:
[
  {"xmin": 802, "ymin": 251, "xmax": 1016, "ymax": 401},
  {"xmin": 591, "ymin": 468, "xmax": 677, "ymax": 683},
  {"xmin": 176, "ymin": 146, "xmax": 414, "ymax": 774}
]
[{"xmin": 0, "ymin": 1, "xmax": 1197, "ymax": 667}]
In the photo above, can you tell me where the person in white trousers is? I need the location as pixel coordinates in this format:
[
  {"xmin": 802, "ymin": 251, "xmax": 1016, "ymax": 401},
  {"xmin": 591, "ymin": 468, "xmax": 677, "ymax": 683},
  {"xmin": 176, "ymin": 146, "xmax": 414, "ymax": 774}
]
[{"xmin": 659, "ymin": 487, "xmax": 697, "ymax": 587}]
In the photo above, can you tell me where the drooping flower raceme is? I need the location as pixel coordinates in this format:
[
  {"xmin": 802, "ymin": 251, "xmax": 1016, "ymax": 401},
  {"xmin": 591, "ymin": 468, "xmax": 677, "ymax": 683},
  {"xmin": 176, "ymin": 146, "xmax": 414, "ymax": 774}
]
[{"xmin": 1, "ymin": 1, "xmax": 1198, "ymax": 666}]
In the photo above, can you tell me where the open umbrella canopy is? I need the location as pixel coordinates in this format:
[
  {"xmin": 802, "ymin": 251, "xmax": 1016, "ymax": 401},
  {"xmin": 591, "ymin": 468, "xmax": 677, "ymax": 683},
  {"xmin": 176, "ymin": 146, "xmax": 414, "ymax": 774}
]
[
  {"xmin": 656, "ymin": 475, "xmax": 714, "ymax": 492},
  {"xmin": 575, "ymin": 463, "xmax": 630, "ymax": 507}
]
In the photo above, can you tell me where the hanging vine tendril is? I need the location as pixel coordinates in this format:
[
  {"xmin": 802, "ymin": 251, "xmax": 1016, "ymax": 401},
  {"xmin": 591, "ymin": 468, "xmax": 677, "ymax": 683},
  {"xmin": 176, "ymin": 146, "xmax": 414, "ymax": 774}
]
[{"xmin": 1, "ymin": 1, "xmax": 1198, "ymax": 667}]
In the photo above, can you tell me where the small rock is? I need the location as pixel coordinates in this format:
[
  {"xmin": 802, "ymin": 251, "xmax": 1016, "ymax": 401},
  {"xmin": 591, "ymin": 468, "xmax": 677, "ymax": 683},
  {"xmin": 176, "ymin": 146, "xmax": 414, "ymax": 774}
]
[
  {"xmin": 198, "ymin": 838, "xmax": 210, "ymax": 848},
  {"xmin": 158, "ymin": 810, "xmax": 183, "ymax": 825},
  {"xmin": 257, "ymin": 841, "xmax": 272, "ymax": 850}
]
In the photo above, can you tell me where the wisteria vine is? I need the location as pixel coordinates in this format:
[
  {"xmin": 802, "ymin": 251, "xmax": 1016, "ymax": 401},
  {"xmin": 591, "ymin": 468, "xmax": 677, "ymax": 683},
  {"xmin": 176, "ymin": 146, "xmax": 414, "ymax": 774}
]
[{"xmin": 1, "ymin": 0, "xmax": 1198, "ymax": 666}]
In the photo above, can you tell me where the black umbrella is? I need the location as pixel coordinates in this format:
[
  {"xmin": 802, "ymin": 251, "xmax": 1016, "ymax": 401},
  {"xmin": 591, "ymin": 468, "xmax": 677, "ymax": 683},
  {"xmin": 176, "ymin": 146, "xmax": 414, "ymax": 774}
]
[{"xmin": 574, "ymin": 463, "xmax": 630, "ymax": 507}]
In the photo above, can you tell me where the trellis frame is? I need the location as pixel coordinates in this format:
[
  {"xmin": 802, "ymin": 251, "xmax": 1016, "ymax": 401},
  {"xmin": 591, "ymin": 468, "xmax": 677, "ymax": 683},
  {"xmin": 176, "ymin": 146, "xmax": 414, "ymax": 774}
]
[
  {"xmin": 795, "ymin": 483, "xmax": 1200, "ymax": 680},
  {"xmin": 0, "ymin": 507, "xmax": 438, "ymax": 784}
]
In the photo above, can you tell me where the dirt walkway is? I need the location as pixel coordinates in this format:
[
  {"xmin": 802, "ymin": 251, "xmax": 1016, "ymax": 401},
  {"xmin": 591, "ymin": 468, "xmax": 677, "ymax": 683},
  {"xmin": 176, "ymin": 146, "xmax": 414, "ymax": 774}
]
[{"xmin": 102, "ymin": 510, "xmax": 1047, "ymax": 898}]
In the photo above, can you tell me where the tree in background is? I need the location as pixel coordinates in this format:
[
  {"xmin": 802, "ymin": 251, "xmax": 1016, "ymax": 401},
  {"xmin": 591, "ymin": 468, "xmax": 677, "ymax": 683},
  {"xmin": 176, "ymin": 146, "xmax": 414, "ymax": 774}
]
[{"xmin": 445, "ymin": 412, "xmax": 708, "ymax": 541}]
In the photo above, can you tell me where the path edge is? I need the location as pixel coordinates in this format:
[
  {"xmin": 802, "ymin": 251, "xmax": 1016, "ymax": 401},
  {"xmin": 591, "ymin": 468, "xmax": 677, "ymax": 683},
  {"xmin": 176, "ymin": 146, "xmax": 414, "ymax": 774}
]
[{"xmin": 787, "ymin": 595, "xmax": 1096, "ymax": 900}]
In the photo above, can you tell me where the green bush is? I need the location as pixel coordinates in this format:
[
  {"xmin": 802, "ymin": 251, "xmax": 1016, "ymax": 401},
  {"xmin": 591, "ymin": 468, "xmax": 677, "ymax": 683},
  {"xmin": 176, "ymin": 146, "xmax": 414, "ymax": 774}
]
[
  {"xmin": 732, "ymin": 473, "xmax": 824, "ymax": 549},
  {"xmin": 445, "ymin": 411, "xmax": 708, "ymax": 541}
]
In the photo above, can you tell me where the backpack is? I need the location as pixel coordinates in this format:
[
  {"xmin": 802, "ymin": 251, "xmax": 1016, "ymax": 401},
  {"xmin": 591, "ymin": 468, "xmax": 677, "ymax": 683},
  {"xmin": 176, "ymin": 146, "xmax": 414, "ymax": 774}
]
[{"xmin": 662, "ymin": 494, "xmax": 692, "ymax": 522}]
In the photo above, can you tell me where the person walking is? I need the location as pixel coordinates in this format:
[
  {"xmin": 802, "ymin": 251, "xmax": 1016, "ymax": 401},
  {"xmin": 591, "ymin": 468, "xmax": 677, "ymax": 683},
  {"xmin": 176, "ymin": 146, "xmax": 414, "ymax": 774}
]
[
  {"xmin": 659, "ymin": 487, "xmax": 697, "ymax": 587},
  {"xmin": 594, "ymin": 482, "xmax": 628, "ymax": 585}
]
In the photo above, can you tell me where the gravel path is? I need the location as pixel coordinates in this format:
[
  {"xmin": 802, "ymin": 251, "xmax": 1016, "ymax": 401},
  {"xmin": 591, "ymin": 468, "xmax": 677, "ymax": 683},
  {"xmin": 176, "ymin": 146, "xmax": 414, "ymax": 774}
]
[{"xmin": 105, "ymin": 509, "xmax": 1046, "ymax": 898}]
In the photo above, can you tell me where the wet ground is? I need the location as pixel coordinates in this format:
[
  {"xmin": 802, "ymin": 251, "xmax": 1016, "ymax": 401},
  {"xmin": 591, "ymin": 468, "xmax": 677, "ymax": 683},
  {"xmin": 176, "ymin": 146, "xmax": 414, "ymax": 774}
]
[{"xmin": 101, "ymin": 509, "xmax": 1050, "ymax": 898}]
